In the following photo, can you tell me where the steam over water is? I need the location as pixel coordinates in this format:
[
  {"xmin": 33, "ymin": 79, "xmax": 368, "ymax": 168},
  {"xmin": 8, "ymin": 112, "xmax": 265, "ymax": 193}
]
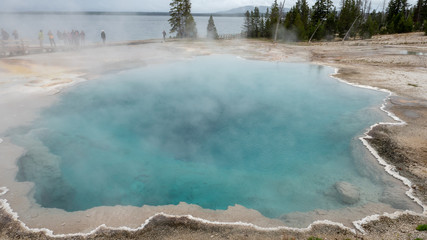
[
  {"xmin": 0, "ymin": 14, "xmax": 244, "ymax": 42},
  {"xmin": 13, "ymin": 56, "xmax": 414, "ymax": 218}
]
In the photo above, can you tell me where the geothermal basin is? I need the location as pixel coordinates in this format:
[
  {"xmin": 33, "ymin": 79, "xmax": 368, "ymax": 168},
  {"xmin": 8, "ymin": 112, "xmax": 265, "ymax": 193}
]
[{"xmin": 0, "ymin": 54, "xmax": 423, "ymax": 234}]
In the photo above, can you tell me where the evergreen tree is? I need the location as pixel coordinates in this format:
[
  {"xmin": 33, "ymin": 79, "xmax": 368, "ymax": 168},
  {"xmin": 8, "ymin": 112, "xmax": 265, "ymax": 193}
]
[
  {"xmin": 309, "ymin": 0, "xmax": 335, "ymax": 40},
  {"xmin": 260, "ymin": 17, "xmax": 266, "ymax": 37},
  {"xmin": 264, "ymin": 8, "xmax": 273, "ymax": 38},
  {"xmin": 250, "ymin": 10, "xmax": 256, "ymax": 37},
  {"xmin": 243, "ymin": 10, "xmax": 251, "ymax": 37},
  {"xmin": 269, "ymin": 0, "xmax": 281, "ymax": 37},
  {"xmin": 413, "ymin": 0, "xmax": 427, "ymax": 29},
  {"xmin": 294, "ymin": 13, "xmax": 308, "ymax": 39},
  {"xmin": 284, "ymin": 0, "xmax": 311, "ymax": 40},
  {"xmin": 169, "ymin": 0, "xmax": 185, "ymax": 37},
  {"xmin": 360, "ymin": 15, "xmax": 376, "ymax": 38},
  {"xmin": 207, "ymin": 15, "xmax": 219, "ymax": 39},
  {"xmin": 386, "ymin": 0, "xmax": 410, "ymax": 33},
  {"xmin": 312, "ymin": 0, "xmax": 334, "ymax": 23},
  {"xmin": 169, "ymin": 0, "xmax": 196, "ymax": 38},
  {"xmin": 338, "ymin": 0, "xmax": 362, "ymax": 37},
  {"xmin": 300, "ymin": 0, "xmax": 311, "ymax": 31},
  {"xmin": 387, "ymin": 0, "xmax": 408, "ymax": 23},
  {"xmin": 370, "ymin": 10, "xmax": 385, "ymax": 33},
  {"xmin": 324, "ymin": 8, "xmax": 338, "ymax": 40},
  {"xmin": 185, "ymin": 14, "xmax": 197, "ymax": 38},
  {"xmin": 253, "ymin": 7, "xmax": 262, "ymax": 37}
]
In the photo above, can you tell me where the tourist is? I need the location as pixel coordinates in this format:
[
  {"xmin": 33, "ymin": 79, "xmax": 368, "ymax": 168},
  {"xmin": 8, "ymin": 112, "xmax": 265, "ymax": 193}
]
[
  {"xmin": 12, "ymin": 30, "xmax": 19, "ymax": 40},
  {"xmin": 162, "ymin": 30, "xmax": 166, "ymax": 41},
  {"xmin": 101, "ymin": 30, "xmax": 106, "ymax": 45},
  {"xmin": 1, "ymin": 29, "xmax": 9, "ymax": 41},
  {"xmin": 80, "ymin": 30, "xmax": 86, "ymax": 46},
  {"xmin": 70, "ymin": 29, "xmax": 77, "ymax": 46},
  {"xmin": 48, "ymin": 30, "xmax": 56, "ymax": 47},
  {"xmin": 57, "ymin": 30, "xmax": 62, "ymax": 41},
  {"xmin": 74, "ymin": 30, "xmax": 80, "ymax": 47},
  {"xmin": 38, "ymin": 30, "xmax": 44, "ymax": 49},
  {"xmin": 0, "ymin": 29, "xmax": 8, "ymax": 50},
  {"xmin": 71, "ymin": 30, "xmax": 76, "ymax": 46}
]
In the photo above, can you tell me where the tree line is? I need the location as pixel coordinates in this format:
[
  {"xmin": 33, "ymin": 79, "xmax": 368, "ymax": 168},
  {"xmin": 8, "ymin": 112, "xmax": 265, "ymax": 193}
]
[
  {"xmin": 169, "ymin": 0, "xmax": 218, "ymax": 39},
  {"xmin": 168, "ymin": 0, "xmax": 426, "ymax": 41},
  {"xmin": 244, "ymin": 0, "xmax": 427, "ymax": 41}
]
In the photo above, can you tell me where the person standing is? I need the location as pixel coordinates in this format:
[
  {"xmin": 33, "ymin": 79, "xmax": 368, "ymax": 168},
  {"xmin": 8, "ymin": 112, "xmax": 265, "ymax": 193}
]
[
  {"xmin": 80, "ymin": 30, "xmax": 85, "ymax": 46},
  {"xmin": 48, "ymin": 30, "xmax": 56, "ymax": 47},
  {"xmin": 1, "ymin": 29, "xmax": 9, "ymax": 51},
  {"xmin": 162, "ymin": 30, "xmax": 166, "ymax": 42},
  {"xmin": 38, "ymin": 30, "xmax": 44, "ymax": 49},
  {"xmin": 1, "ymin": 29, "xmax": 9, "ymax": 41},
  {"xmin": 74, "ymin": 30, "xmax": 80, "ymax": 47},
  {"xmin": 101, "ymin": 30, "xmax": 106, "ymax": 45},
  {"xmin": 12, "ymin": 30, "xmax": 19, "ymax": 40}
]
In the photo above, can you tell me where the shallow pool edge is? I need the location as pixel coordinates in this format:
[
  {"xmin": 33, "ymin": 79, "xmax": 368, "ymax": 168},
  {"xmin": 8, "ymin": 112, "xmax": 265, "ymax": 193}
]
[{"xmin": 0, "ymin": 58, "xmax": 425, "ymax": 237}]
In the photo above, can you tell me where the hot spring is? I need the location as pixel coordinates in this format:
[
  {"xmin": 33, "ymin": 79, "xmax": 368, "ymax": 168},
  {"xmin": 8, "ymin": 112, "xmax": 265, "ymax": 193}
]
[{"xmin": 12, "ymin": 55, "xmax": 419, "ymax": 221}]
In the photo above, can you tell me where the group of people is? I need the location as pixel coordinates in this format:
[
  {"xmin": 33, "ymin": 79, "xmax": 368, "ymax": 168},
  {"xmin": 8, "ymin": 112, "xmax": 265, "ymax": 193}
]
[
  {"xmin": 3, "ymin": 28, "xmax": 169, "ymax": 51},
  {"xmin": 57, "ymin": 30, "xmax": 86, "ymax": 47},
  {"xmin": 38, "ymin": 30, "xmax": 86, "ymax": 48},
  {"xmin": 1, "ymin": 29, "xmax": 19, "ymax": 41},
  {"xmin": 1, "ymin": 29, "xmax": 21, "ymax": 52},
  {"xmin": 1, "ymin": 28, "xmax": 109, "ymax": 56}
]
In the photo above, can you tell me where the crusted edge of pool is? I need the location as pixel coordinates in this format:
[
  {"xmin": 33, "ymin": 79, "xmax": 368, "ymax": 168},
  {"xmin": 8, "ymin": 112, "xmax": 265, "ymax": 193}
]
[{"xmin": 0, "ymin": 57, "xmax": 426, "ymax": 238}]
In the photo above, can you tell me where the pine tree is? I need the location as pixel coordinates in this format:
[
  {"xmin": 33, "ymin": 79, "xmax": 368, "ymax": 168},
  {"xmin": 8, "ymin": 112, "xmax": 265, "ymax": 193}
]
[
  {"xmin": 169, "ymin": 0, "xmax": 196, "ymax": 38},
  {"xmin": 309, "ymin": 0, "xmax": 335, "ymax": 40},
  {"xmin": 253, "ymin": 7, "xmax": 262, "ymax": 37},
  {"xmin": 294, "ymin": 13, "xmax": 307, "ymax": 39},
  {"xmin": 324, "ymin": 8, "xmax": 338, "ymax": 40},
  {"xmin": 312, "ymin": 0, "xmax": 334, "ymax": 23},
  {"xmin": 243, "ymin": 11, "xmax": 251, "ymax": 37},
  {"xmin": 387, "ymin": 0, "xmax": 408, "ymax": 23},
  {"xmin": 260, "ymin": 17, "xmax": 266, "ymax": 37},
  {"xmin": 338, "ymin": 0, "xmax": 361, "ymax": 38},
  {"xmin": 386, "ymin": 0, "xmax": 410, "ymax": 33},
  {"xmin": 270, "ymin": 0, "xmax": 281, "ymax": 37},
  {"xmin": 300, "ymin": 0, "xmax": 311, "ymax": 31},
  {"xmin": 185, "ymin": 14, "xmax": 197, "ymax": 38},
  {"xmin": 264, "ymin": 8, "xmax": 273, "ymax": 38},
  {"xmin": 360, "ymin": 15, "xmax": 375, "ymax": 38},
  {"xmin": 207, "ymin": 15, "xmax": 219, "ymax": 39},
  {"xmin": 283, "ymin": 0, "xmax": 311, "ymax": 41},
  {"xmin": 250, "ymin": 10, "xmax": 256, "ymax": 37},
  {"xmin": 169, "ymin": 0, "xmax": 185, "ymax": 37},
  {"xmin": 413, "ymin": 0, "xmax": 427, "ymax": 29}
]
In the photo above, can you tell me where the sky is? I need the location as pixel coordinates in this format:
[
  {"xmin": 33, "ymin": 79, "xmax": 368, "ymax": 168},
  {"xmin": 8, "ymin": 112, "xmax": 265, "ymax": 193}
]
[{"xmin": 0, "ymin": 0, "xmax": 418, "ymax": 13}]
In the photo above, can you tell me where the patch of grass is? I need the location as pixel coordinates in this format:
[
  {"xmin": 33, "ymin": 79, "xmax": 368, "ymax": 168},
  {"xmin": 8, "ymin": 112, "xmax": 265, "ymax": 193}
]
[
  {"xmin": 413, "ymin": 238, "xmax": 423, "ymax": 240},
  {"xmin": 307, "ymin": 237, "xmax": 323, "ymax": 240},
  {"xmin": 407, "ymin": 83, "xmax": 419, "ymax": 87},
  {"xmin": 416, "ymin": 224, "xmax": 427, "ymax": 231}
]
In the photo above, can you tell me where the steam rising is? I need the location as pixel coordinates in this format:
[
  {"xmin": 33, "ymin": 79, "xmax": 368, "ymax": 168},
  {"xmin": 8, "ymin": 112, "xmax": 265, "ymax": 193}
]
[
  {"xmin": 11, "ymin": 55, "xmax": 419, "ymax": 219},
  {"xmin": 0, "ymin": 14, "xmax": 244, "ymax": 43}
]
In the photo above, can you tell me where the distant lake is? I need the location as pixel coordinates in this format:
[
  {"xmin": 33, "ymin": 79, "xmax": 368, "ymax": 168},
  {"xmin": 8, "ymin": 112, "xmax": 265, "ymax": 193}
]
[{"xmin": 0, "ymin": 14, "xmax": 245, "ymax": 43}]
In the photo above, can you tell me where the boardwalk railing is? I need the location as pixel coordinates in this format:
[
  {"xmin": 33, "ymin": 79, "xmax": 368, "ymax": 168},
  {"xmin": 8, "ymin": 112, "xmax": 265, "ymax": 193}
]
[
  {"xmin": 218, "ymin": 33, "xmax": 244, "ymax": 40},
  {"xmin": 0, "ymin": 39, "xmax": 31, "ymax": 57}
]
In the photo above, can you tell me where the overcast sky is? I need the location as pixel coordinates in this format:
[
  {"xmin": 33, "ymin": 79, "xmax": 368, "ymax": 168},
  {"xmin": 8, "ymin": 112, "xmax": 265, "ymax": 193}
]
[{"xmin": 0, "ymin": 0, "xmax": 418, "ymax": 13}]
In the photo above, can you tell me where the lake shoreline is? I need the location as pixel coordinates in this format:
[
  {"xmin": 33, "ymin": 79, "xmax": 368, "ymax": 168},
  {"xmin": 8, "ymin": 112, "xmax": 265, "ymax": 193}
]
[{"xmin": 0, "ymin": 33, "xmax": 426, "ymax": 239}]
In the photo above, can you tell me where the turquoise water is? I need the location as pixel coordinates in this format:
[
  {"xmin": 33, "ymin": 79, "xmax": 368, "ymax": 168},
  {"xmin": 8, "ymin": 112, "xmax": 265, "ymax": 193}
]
[{"xmin": 15, "ymin": 56, "xmax": 391, "ymax": 218}]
